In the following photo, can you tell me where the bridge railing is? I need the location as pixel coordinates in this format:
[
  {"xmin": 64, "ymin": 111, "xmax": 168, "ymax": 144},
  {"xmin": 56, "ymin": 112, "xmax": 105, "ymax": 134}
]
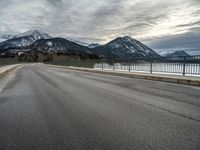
[{"xmin": 48, "ymin": 55, "xmax": 200, "ymax": 76}]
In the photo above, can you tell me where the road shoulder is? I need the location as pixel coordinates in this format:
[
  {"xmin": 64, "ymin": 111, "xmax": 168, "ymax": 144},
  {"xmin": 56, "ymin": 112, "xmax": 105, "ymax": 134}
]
[{"xmin": 0, "ymin": 64, "xmax": 21, "ymax": 93}]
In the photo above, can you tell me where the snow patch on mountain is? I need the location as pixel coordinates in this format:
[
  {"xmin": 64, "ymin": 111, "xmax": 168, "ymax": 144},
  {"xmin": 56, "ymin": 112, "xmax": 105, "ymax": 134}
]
[
  {"xmin": 0, "ymin": 30, "xmax": 53, "ymax": 49},
  {"xmin": 47, "ymin": 41, "xmax": 53, "ymax": 47},
  {"xmin": 14, "ymin": 30, "xmax": 52, "ymax": 40}
]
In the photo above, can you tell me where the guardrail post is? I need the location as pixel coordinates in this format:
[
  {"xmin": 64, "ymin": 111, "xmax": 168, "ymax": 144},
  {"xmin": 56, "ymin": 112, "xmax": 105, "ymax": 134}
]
[
  {"xmin": 113, "ymin": 63, "xmax": 115, "ymax": 71},
  {"xmin": 150, "ymin": 59, "xmax": 153, "ymax": 74},
  {"xmin": 183, "ymin": 56, "xmax": 186, "ymax": 76},
  {"xmin": 128, "ymin": 62, "xmax": 131, "ymax": 72}
]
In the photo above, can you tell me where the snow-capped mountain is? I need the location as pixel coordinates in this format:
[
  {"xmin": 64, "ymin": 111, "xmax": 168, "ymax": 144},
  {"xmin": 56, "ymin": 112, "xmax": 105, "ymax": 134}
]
[
  {"xmin": 162, "ymin": 50, "xmax": 190, "ymax": 57},
  {"xmin": 93, "ymin": 36, "xmax": 160, "ymax": 58},
  {"xmin": 88, "ymin": 43, "xmax": 101, "ymax": 49},
  {"xmin": 0, "ymin": 31, "xmax": 160, "ymax": 59},
  {"xmin": 31, "ymin": 38, "xmax": 92, "ymax": 54},
  {"xmin": 14, "ymin": 30, "xmax": 52, "ymax": 39},
  {"xmin": 0, "ymin": 30, "xmax": 52, "ymax": 50},
  {"xmin": 0, "ymin": 34, "xmax": 15, "ymax": 42}
]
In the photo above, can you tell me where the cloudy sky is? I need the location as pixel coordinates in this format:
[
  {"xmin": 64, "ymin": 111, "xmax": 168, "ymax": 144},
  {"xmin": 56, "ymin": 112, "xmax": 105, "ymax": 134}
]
[{"xmin": 0, "ymin": 0, "xmax": 200, "ymax": 54}]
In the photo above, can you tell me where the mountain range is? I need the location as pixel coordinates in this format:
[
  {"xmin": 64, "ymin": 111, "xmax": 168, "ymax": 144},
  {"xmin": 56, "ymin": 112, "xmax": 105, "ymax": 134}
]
[
  {"xmin": 0, "ymin": 30, "xmax": 167, "ymax": 59},
  {"xmin": 160, "ymin": 50, "xmax": 190, "ymax": 57}
]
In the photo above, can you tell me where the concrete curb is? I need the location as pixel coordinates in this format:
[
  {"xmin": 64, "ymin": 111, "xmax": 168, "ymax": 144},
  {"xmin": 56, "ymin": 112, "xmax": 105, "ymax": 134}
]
[
  {"xmin": 47, "ymin": 64, "xmax": 200, "ymax": 87},
  {"xmin": 0, "ymin": 65, "xmax": 21, "ymax": 79}
]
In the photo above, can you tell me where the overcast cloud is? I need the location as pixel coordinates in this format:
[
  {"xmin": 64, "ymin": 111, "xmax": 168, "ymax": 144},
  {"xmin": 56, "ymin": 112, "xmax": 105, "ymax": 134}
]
[{"xmin": 0, "ymin": 0, "xmax": 200, "ymax": 54}]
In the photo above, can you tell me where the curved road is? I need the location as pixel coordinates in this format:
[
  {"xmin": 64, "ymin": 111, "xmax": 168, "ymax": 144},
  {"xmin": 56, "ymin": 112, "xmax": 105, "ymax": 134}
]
[{"xmin": 0, "ymin": 64, "xmax": 200, "ymax": 150}]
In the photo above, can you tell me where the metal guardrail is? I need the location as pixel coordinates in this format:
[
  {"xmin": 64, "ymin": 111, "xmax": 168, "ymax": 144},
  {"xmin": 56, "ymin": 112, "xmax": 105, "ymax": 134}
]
[
  {"xmin": 94, "ymin": 56, "xmax": 200, "ymax": 76},
  {"xmin": 1, "ymin": 55, "xmax": 200, "ymax": 76},
  {"xmin": 50, "ymin": 55, "xmax": 200, "ymax": 76}
]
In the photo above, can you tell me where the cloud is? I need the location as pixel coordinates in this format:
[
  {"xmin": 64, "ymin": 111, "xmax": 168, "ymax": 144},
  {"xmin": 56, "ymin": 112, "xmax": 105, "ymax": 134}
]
[
  {"xmin": 144, "ymin": 31, "xmax": 200, "ymax": 55},
  {"xmin": 0, "ymin": 0, "xmax": 199, "ymax": 53}
]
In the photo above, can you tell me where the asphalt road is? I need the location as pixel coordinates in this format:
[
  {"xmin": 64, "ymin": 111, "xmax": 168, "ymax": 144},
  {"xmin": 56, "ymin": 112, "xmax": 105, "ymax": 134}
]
[{"xmin": 0, "ymin": 64, "xmax": 200, "ymax": 150}]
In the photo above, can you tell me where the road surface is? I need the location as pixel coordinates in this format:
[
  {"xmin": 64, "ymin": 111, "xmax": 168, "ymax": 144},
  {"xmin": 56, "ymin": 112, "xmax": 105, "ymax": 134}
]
[{"xmin": 0, "ymin": 64, "xmax": 200, "ymax": 150}]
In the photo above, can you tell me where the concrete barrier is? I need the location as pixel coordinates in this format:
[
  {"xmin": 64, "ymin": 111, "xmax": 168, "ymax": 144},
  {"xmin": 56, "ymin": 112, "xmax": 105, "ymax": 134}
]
[{"xmin": 46, "ymin": 64, "xmax": 200, "ymax": 87}]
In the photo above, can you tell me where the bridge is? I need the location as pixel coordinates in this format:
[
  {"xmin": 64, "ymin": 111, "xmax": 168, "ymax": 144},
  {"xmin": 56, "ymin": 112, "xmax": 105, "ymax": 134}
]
[{"xmin": 0, "ymin": 61, "xmax": 200, "ymax": 150}]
